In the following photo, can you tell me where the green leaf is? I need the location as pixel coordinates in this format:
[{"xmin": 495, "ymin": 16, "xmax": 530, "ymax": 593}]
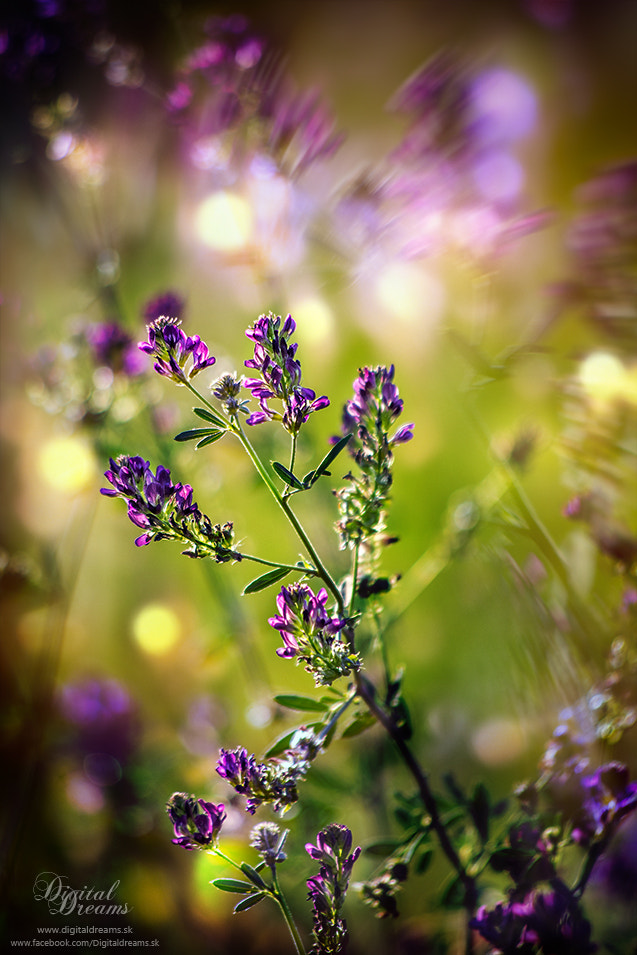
[
  {"xmin": 415, "ymin": 848, "xmax": 434, "ymax": 874},
  {"xmin": 271, "ymin": 461, "xmax": 305, "ymax": 490},
  {"xmin": 469, "ymin": 783, "xmax": 490, "ymax": 843},
  {"xmin": 195, "ymin": 431, "xmax": 225, "ymax": 449},
  {"xmin": 193, "ymin": 406, "xmax": 227, "ymax": 427},
  {"xmin": 274, "ymin": 694, "xmax": 329, "ymax": 713},
  {"xmin": 174, "ymin": 428, "xmax": 223, "ymax": 443},
  {"xmin": 243, "ymin": 567, "xmax": 291, "ymax": 595},
  {"xmin": 210, "ymin": 878, "xmax": 255, "ymax": 894},
  {"xmin": 312, "ymin": 434, "xmax": 352, "ymax": 481},
  {"xmin": 240, "ymin": 862, "xmax": 268, "ymax": 889},
  {"xmin": 233, "ymin": 893, "xmax": 266, "ymax": 914},
  {"xmin": 363, "ymin": 840, "xmax": 401, "ymax": 857},
  {"xmin": 341, "ymin": 712, "xmax": 376, "ymax": 738},
  {"xmin": 264, "ymin": 724, "xmax": 319, "ymax": 758},
  {"xmin": 440, "ymin": 874, "xmax": 465, "ymax": 909}
]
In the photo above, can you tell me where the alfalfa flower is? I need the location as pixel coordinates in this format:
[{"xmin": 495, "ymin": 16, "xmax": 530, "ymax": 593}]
[
  {"xmin": 101, "ymin": 454, "xmax": 238, "ymax": 561},
  {"xmin": 139, "ymin": 317, "xmax": 216, "ymax": 384},
  {"xmin": 216, "ymin": 730, "xmax": 322, "ymax": 814},
  {"xmin": 269, "ymin": 583, "xmax": 360, "ymax": 686},
  {"xmin": 243, "ymin": 312, "xmax": 329, "ymax": 434},
  {"xmin": 334, "ymin": 365, "xmax": 413, "ymax": 550},
  {"xmin": 306, "ymin": 824, "xmax": 361, "ymax": 955},
  {"xmin": 167, "ymin": 792, "xmax": 226, "ymax": 850}
]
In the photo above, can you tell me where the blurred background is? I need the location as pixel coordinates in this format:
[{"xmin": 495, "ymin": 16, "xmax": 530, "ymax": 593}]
[{"xmin": 2, "ymin": 0, "xmax": 637, "ymax": 952}]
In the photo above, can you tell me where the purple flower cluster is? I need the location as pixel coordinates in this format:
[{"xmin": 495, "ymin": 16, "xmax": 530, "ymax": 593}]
[
  {"xmin": 139, "ymin": 317, "xmax": 216, "ymax": 384},
  {"xmin": 166, "ymin": 16, "xmax": 342, "ymax": 179},
  {"xmin": 536, "ymin": 719, "xmax": 637, "ymax": 847},
  {"xmin": 306, "ymin": 824, "xmax": 361, "ymax": 955},
  {"xmin": 142, "ymin": 291, "xmax": 186, "ymax": 324},
  {"xmin": 249, "ymin": 822, "xmax": 288, "ymax": 868},
  {"xmin": 243, "ymin": 312, "xmax": 329, "ymax": 434},
  {"xmin": 101, "ymin": 454, "xmax": 237, "ymax": 561},
  {"xmin": 335, "ymin": 365, "xmax": 412, "ymax": 549},
  {"xmin": 471, "ymin": 887, "xmax": 596, "ymax": 955},
  {"xmin": 216, "ymin": 730, "xmax": 321, "ymax": 814},
  {"xmin": 166, "ymin": 792, "xmax": 226, "ymax": 851},
  {"xmin": 86, "ymin": 322, "xmax": 146, "ymax": 377},
  {"xmin": 269, "ymin": 583, "xmax": 360, "ymax": 686}
]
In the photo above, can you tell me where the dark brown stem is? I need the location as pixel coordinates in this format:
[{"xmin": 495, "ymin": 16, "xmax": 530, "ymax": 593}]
[{"xmin": 354, "ymin": 671, "xmax": 478, "ymax": 935}]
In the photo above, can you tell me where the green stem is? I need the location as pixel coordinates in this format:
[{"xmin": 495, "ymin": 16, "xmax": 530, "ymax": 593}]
[
  {"xmin": 272, "ymin": 870, "xmax": 307, "ymax": 955},
  {"xmin": 234, "ymin": 417, "xmax": 344, "ymax": 610}
]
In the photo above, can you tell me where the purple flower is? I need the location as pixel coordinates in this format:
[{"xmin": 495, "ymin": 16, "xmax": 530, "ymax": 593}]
[
  {"xmin": 86, "ymin": 322, "xmax": 146, "ymax": 376},
  {"xmin": 334, "ymin": 365, "xmax": 412, "ymax": 549},
  {"xmin": 243, "ymin": 312, "xmax": 329, "ymax": 434},
  {"xmin": 211, "ymin": 373, "xmax": 250, "ymax": 418},
  {"xmin": 216, "ymin": 730, "xmax": 321, "ymax": 814},
  {"xmin": 139, "ymin": 317, "xmax": 215, "ymax": 384},
  {"xmin": 306, "ymin": 825, "xmax": 361, "ymax": 955},
  {"xmin": 268, "ymin": 583, "xmax": 359, "ymax": 686},
  {"xmin": 471, "ymin": 888, "xmax": 597, "ymax": 954},
  {"xmin": 166, "ymin": 792, "xmax": 226, "ymax": 850},
  {"xmin": 101, "ymin": 454, "xmax": 237, "ymax": 561},
  {"xmin": 142, "ymin": 291, "xmax": 186, "ymax": 324},
  {"xmin": 580, "ymin": 762, "xmax": 637, "ymax": 841}
]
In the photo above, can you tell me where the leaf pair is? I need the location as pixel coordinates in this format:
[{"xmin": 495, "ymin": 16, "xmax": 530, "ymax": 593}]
[
  {"xmin": 271, "ymin": 434, "xmax": 351, "ymax": 491},
  {"xmin": 174, "ymin": 407, "xmax": 229, "ymax": 449}
]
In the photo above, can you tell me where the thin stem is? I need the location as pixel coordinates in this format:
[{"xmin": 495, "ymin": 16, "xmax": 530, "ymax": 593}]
[
  {"xmin": 273, "ymin": 870, "xmax": 307, "ymax": 955},
  {"xmin": 349, "ymin": 541, "xmax": 360, "ymax": 618},
  {"xmin": 234, "ymin": 417, "xmax": 344, "ymax": 610}
]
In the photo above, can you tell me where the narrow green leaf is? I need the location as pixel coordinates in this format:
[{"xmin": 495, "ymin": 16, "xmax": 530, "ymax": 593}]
[
  {"xmin": 264, "ymin": 723, "xmax": 319, "ymax": 758},
  {"xmin": 195, "ymin": 431, "xmax": 225, "ymax": 449},
  {"xmin": 174, "ymin": 428, "xmax": 221, "ymax": 443},
  {"xmin": 415, "ymin": 848, "xmax": 434, "ymax": 874},
  {"xmin": 210, "ymin": 878, "xmax": 254, "ymax": 894},
  {"xmin": 234, "ymin": 893, "xmax": 266, "ymax": 913},
  {"xmin": 302, "ymin": 470, "xmax": 316, "ymax": 488},
  {"xmin": 274, "ymin": 694, "xmax": 329, "ymax": 713},
  {"xmin": 193, "ymin": 406, "xmax": 227, "ymax": 427},
  {"xmin": 313, "ymin": 434, "xmax": 352, "ymax": 480},
  {"xmin": 341, "ymin": 712, "xmax": 376, "ymax": 738},
  {"xmin": 271, "ymin": 461, "xmax": 305, "ymax": 490},
  {"xmin": 363, "ymin": 840, "xmax": 401, "ymax": 857},
  {"xmin": 440, "ymin": 874, "xmax": 465, "ymax": 909},
  {"xmin": 243, "ymin": 567, "xmax": 291, "ymax": 596},
  {"xmin": 240, "ymin": 862, "xmax": 268, "ymax": 889}
]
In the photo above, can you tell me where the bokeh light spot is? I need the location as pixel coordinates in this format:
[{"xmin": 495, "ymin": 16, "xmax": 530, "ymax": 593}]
[
  {"xmin": 578, "ymin": 351, "xmax": 626, "ymax": 402},
  {"xmin": 375, "ymin": 261, "xmax": 446, "ymax": 326},
  {"xmin": 471, "ymin": 717, "xmax": 527, "ymax": 766},
  {"xmin": 37, "ymin": 436, "xmax": 95, "ymax": 494},
  {"xmin": 195, "ymin": 191, "xmax": 253, "ymax": 251},
  {"xmin": 132, "ymin": 603, "xmax": 181, "ymax": 655},
  {"xmin": 291, "ymin": 296, "xmax": 334, "ymax": 344}
]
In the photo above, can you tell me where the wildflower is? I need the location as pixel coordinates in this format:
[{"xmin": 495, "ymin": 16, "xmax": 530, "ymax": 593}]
[
  {"xmin": 211, "ymin": 373, "xmax": 250, "ymax": 418},
  {"xmin": 101, "ymin": 454, "xmax": 238, "ymax": 560},
  {"xmin": 249, "ymin": 821, "xmax": 288, "ymax": 867},
  {"xmin": 86, "ymin": 322, "xmax": 146, "ymax": 377},
  {"xmin": 269, "ymin": 583, "xmax": 360, "ymax": 686},
  {"xmin": 139, "ymin": 317, "xmax": 216, "ymax": 384},
  {"xmin": 306, "ymin": 824, "xmax": 361, "ymax": 955},
  {"xmin": 470, "ymin": 887, "xmax": 597, "ymax": 954},
  {"xmin": 142, "ymin": 291, "xmax": 186, "ymax": 324},
  {"xmin": 216, "ymin": 730, "xmax": 321, "ymax": 814},
  {"xmin": 243, "ymin": 312, "xmax": 329, "ymax": 434},
  {"xmin": 334, "ymin": 365, "xmax": 412, "ymax": 550},
  {"xmin": 166, "ymin": 792, "xmax": 226, "ymax": 850}
]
